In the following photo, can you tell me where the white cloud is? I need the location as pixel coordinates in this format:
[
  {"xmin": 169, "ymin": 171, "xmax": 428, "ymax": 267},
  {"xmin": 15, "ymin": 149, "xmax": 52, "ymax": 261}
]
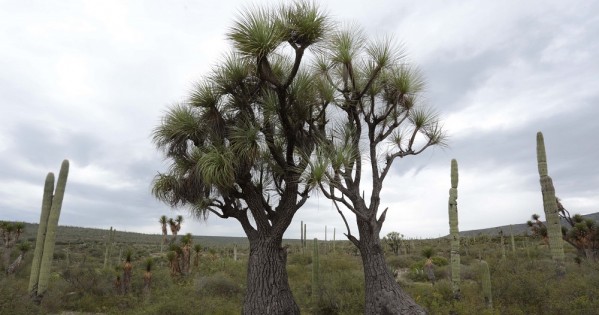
[{"xmin": 70, "ymin": 161, "xmax": 136, "ymax": 191}]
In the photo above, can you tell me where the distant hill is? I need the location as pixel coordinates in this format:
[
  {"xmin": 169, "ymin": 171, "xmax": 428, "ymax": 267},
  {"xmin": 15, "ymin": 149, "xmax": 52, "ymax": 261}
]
[
  {"xmin": 455, "ymin": 212, "xmax": 599, "ymax": 238},
  {"xmin": 18, "ymin": 222, "xmax": 251, "ymax": 248},
  {"xmin": 9, "ymin": 211, "xmax": 599, "ymax": 245}
]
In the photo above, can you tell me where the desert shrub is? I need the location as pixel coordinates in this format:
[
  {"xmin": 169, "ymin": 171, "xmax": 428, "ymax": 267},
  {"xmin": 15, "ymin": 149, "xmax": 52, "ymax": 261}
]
[
  {"xmin": 386, "ymin": 254, "xmax": 414, "ymax": 269},
  {"xmin": 431, "ymin": 256, "xmax": 448, "ymax": 267},
  {"xmin": 460, "ymin": 263, "xmax": 478, "ymax": 281},
  {"xmin": 196, "ymin": 272, "xmax": 242, "ymax": 298},
  {"xmin": 0, "ymin": 277, "xmax": 41, "ymax": 315},
  {"xmin": 288, "ymin": 252, "xmax": 312, "ymax": 265},
  {"xmin": 317, "ymin": 268, "xmax": 364, "ymax": 314}
]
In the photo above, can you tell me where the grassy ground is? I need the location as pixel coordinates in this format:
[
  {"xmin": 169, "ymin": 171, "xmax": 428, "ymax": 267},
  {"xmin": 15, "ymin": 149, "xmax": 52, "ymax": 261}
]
[{"xmin": 1, "ymin": 233, "xmax": 598, "ymax": 314}]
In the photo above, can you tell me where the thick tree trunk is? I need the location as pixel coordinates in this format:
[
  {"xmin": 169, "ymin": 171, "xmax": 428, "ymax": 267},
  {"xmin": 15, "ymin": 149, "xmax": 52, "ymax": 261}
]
[
  {"xmin": 243, "ymin": 236, "xmax": 299, "ymax": 315},
  {"xmin": 357, "ymin": 220, "xmax": 427, "ymax": 315}
]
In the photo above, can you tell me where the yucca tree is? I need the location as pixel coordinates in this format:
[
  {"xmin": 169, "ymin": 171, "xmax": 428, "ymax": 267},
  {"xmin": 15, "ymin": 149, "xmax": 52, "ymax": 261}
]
[
  {"xmin": 6, "ymin": 242, "xmax": 31, "ymax": 275},
  {"xmin": 175, "ymin": 215, "xmax": 183, "ymax": 233},
  {"xmin": 122, "ymin": 251, "xmax": 133, "ymax": 294},
  {"xmin": 193, "ymin": 244, "xmax": 202, "ymax": 270},
  {"xmin": 307, "ymin": 24, "xmax": 444, "ymax": 315},
  {"xmin": 530, "ymin": 200, "xmax": 599, "ymax": 260},
  {"xmin": 1, "ymin": 222, "xmax": 25, "ymax": 270},
  {"xmin": 180, "ymin": 233, "xmax": 193, "ymax": 275},
  {"xmin": 167, "ymin": 246, "xmax": 182, "ymax": 278},
  {"xmin": 168, "ymin": 218, "xmax": 178, "ymax": 244},
  {"xmin": 527, "ymin": 213, "xmax": 549, "ymax": 244},
  {"xmin": 152, "ymin": 2, "xmax": 329, "ymax": 313},
  {"xmin": 383, "ymin": 231, "xmax": 404, "ymax": 256},
  {"xmin": 143, "ymin": 258, "xmax": 153, "ymax": 295},
  {"xmin": 159, "ymin": 215, "xmax": 168, "ymax": 250}
]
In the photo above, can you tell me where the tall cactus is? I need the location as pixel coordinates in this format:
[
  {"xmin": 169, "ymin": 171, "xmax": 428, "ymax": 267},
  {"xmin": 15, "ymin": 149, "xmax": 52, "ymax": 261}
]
[
  {"xmin": 300, "ymin": 221, "xmax": 304, "ymax": 253},
  {"xmin": 30, "ymin": 159, "xmax": 69, "ymax": 298},
  {"xmin": 303, "ymin": 223, "xmax": 307, "ymax": 249},
  {"xmin": 28, "ymin": 173, "xmax": 54, "ymax": 294},
  {"xmin": 104, "ymin": 227, "xmax": 115, "ymax": 269},
  {"xmin": 509, "ymin": 225, "xmax": 516, "ymax": 254},
  {"xmin": 480, "ymin": 260, "xmax": 492, "ymax": 309},
  {"xmin": 448, "ymin": 159, "xmax": 461, "ymax": 299},
  {"xmin": 536, "ymin": 132, "xmax": 565, "ymax": 275},
  {"xmin": 312, "ymin": 238, "xmax": 320, "ymax": 303}
]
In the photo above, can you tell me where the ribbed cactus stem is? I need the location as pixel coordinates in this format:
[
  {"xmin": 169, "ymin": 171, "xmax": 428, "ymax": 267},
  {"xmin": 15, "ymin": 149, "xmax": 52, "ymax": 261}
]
[
  {"xmin": 500, "ymin": 233, "xmax": 506, "ymax": 259},
  {"xmin": 509, "ymin": 225, "xmax": 516, "ymax": 254},
  {"xmin": 480, "ymin": 260, "xmax": 492, "ymax": 308},
  {"xmin": 303, "ymin": 223, "xmax": 307, "ymax": 249},
  {"xmin": 448, "ymin": 159, "xmax": 461, "ymax": 299},
  {"xmin": 333, "ymin": 228, "xmax": 336, "ymax": 252},
  {"xmin": 312, "ymin": 238, "xmax": 320, "ymax": 303},
  {"xmin": 300, "ymin": 221, "xmax": 304, "ymax": 252},
  {"xmin": 104, "ymin": 227, "xmax": 114, "ymax": 269},
  {"xmin": 28, "ymin": 172, "xmax": 55, "ymax": 295},
  {"xmin": 37, "ymin": 159, "xmax": 69, "ymax": 297},
  {"xmin": 536, "ymin": 132, "xmax": 565, "ymax": 275}
]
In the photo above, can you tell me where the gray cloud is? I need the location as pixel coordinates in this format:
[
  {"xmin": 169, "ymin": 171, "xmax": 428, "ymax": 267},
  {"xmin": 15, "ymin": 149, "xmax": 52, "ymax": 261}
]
[{"xmin": 1, "ymin": 0, "xmax": 598, "ymax": 240}]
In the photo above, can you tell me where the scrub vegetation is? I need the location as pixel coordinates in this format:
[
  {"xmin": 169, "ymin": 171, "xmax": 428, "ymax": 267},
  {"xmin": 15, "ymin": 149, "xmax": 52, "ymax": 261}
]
[{"xmin": 1, "ymin": 224, "xmax": 599, "ymax": 314}]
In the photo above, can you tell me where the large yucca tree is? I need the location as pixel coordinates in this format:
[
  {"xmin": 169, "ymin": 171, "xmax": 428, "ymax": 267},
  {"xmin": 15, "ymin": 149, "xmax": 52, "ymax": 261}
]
[
  {"xmin": 152, "ymin": 2, "xmax": 329, "ymax": 313},
  {"xmin": 307, "ymin": 24, "xmax": 445, "ymax": 314}
]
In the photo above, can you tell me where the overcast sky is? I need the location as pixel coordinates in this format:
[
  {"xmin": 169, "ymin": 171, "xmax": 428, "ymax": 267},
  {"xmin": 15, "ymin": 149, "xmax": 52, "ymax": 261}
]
[{"xmin": 1, "ymin": 0, "xmax": 598, "ymax": 240}]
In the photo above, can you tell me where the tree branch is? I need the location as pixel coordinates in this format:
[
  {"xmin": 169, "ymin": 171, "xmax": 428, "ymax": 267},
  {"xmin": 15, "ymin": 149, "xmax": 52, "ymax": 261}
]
[{"xmin": 283, "ymin": 46, "xmax": 305, "ymax": 88}]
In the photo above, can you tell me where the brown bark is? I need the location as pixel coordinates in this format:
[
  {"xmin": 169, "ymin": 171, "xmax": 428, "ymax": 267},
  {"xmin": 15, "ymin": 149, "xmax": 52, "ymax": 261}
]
[
  {"xmin": 122, "ymin": 262, "xmax": 132, "ymax": 294},
  {"xmin": 143, "ymin": 271, "xmax": 152, "ymax": 295},
  {"xmin": 242, "ymin": 236, "xmax": 299, "ymax": 315},
  {"xmin": 356, "ymin": 219, "xmax": 427, "ymax": 315}
]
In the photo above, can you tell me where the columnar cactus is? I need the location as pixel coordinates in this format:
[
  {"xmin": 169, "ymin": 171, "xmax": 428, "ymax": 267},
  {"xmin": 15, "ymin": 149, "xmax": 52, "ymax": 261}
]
[
  {"xmin": 300, "ymin": 221, "xmax": 304, "ymax": 253},
  {"xmin": 536, "ymin": 132, "xmax": 565, "ymax": 275},
  {"xmin": 28, "ymin": 173, "xmax": 54, "ymax": 294},
  {"xmin": 312, "ymin": 238, "xmax": 320, "ymax": 303},
  {"xmin": 29, "ymin": 159, "xmax": 69, "ymax": 299},
  {"xmin": 333, "ymin": 227, "xmax": 336, "ymax": 252},
  {"xmin": 448, "ymin": 159, "xmax": 461, "ymax": 299},
  {"xmin": 509, "ymin": 225, "xmax": 516, "ymax": 254},
  {"xmin": 38, "ymin": 160, "xmax": 69, "ymax": 296},
  {"xmin": 303, "ymin": 223, "xmax": 307, "ymax": 249},
  {"xmin": 480, "ymin": 260, "xmax": 492, "ymax": 309},
  {"xmin": 104, "ymin": 227, "xmax": 115, "ymax": 269},
  {"xmin": 499, "ymin": 230, "xmax": 506, "ymax": 260}
]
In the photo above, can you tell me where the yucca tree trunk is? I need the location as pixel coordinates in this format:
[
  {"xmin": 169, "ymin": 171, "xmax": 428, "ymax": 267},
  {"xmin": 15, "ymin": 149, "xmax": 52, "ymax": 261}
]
[
  {"xmin": 123, "ymin": 262, "xmax": 132, "ymax": 294},
  {"xmin": 6, "ymin": 252, "xmax": 24, "ymax": 275},
  {"xmin": 143, "ymin": 271, "xmax": 152, "ymax": 295},
  {"xmin": 243, "ymin": 235, "xmax": 299, "ymax": 315},
  {"xmin": 356, "ymin": 219, "xmax": 427, "ymax": 315}
]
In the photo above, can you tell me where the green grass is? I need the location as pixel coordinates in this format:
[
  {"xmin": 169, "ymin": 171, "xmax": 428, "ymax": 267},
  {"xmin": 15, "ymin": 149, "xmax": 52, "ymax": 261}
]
[{"xmin": 2, "ymin": 228, "xmax": 599, "ymax": 315}]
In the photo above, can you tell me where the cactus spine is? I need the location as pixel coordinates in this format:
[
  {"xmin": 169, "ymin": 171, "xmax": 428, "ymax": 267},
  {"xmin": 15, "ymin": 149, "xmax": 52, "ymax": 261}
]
[
  {"xmin": 30, "ymin": 159, "xmax": 69, "ymax": 299},
  {"xmin": 448, "ymin": 159, "xmax": 461, "ymax": 299},
  {"xmin": 28, "ymin": 173, "xmax": 54, "ymax": 294},
  {"xmin": 536, "ymin": 132, "xmax": 565, "ymax": 275},
  {"xmin": 480, "ymin": 260, "xmax": 492, "ymax": 309},
  {"xmin": 312, "ymin": 238, "xmax": 320, "ymax": 303}
]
